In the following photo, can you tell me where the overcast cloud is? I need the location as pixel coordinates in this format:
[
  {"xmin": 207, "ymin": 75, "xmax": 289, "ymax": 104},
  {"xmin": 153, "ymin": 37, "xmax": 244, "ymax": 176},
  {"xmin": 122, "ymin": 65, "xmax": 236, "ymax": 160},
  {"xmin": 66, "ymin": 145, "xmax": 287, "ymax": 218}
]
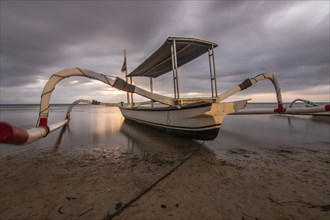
[{"xmin": 0, "ymin": 1, "xmax": 329, "ymax": 104}]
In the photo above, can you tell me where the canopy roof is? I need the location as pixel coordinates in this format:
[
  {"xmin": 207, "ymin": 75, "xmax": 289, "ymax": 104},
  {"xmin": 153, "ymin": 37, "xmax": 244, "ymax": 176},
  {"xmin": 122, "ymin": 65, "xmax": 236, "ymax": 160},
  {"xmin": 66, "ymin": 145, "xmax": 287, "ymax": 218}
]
[{"xmin": 127, "ymin": 37, "xmax": 218, "ymax": 78}]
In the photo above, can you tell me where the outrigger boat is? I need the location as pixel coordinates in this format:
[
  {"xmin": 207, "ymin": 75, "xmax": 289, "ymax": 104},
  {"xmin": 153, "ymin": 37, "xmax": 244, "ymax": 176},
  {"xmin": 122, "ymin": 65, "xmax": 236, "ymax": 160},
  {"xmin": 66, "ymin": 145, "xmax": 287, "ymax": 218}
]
[{"xmin": 0, "ymin": 37, "xmax": 329, "ymax": 145}]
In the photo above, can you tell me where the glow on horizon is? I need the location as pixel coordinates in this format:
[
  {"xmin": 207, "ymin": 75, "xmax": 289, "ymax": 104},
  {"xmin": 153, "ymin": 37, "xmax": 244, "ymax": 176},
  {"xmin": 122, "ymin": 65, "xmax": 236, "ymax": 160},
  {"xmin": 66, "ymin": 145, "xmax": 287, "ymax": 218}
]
[{"xmin": 1, "ymin": 78, "xmax": 329, "ymax": 104}]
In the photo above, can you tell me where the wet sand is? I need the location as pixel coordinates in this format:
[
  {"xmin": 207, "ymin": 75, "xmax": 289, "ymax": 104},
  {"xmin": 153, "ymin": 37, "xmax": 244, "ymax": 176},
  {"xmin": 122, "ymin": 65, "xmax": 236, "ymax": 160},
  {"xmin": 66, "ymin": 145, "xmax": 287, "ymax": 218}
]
[{"xmin": 1, "ymin": 143, "xmax": 329, "ymax": 220}]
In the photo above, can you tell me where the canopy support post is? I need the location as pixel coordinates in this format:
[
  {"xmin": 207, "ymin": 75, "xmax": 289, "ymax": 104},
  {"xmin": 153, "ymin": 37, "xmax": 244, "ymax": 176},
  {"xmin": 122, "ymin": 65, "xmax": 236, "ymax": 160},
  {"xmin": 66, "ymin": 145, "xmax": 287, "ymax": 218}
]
[
  {"xmin": 150, "ymin": 77, "xmax": 154, "ymax": 107},
  {"xmin": 130, "ymin": 76, "xmax": 134, "ymax": 106},
  {"xmin": 171, "ymin": 39, "xmax": 180, "ymax": 101},
  {"xmin": 208, "ymin": 45, "xmax": 218, "ymax": 98}
]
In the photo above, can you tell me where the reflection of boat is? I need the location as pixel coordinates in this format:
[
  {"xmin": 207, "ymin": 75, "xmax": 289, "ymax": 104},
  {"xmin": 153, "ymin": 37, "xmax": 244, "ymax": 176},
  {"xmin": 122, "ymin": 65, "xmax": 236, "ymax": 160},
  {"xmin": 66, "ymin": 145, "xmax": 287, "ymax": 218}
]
[
  {"xmin": 1, "ymin": 37, "xmax": 329, "ymax": 145},
  {"xmin": 120, "ymin": 118, "xmax": 207, "ymax": 155}
]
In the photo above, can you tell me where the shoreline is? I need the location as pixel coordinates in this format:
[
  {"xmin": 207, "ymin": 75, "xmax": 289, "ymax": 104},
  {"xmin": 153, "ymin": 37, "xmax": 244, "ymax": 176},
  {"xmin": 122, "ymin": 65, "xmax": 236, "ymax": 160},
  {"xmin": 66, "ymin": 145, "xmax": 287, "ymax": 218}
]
[{"xmin": 1, "ymin": 145, "xmax": 329, "ymax": 219}]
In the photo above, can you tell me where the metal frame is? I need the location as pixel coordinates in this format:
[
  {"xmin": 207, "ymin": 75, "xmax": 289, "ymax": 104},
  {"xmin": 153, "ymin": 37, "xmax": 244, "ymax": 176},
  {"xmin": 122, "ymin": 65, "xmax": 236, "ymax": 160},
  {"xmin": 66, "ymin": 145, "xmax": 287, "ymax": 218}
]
[
  {"xmin": 130, "ymin": 76, "xmax": 134, "ymax": 104},
  {"xmin": 169, "ymin": 39, "xmax": 219, "ymax": 104},
  {"xmin": 208, "ymin": 45, "xmax": 218, "ymax": 98},
  {"xmin": 128, "ymin": 37, "xmax": 220, "ymax": 107},
  {"xmin": 150, "ymin": 77, "xmax": 154, "ymax": 107},
  {"xmin": 171, "ymin": 39, "xmax": 180, "ymax": 100},
  {"xmin": 171, "ymin": 39, "xmax": 218, "ymax": 102}
]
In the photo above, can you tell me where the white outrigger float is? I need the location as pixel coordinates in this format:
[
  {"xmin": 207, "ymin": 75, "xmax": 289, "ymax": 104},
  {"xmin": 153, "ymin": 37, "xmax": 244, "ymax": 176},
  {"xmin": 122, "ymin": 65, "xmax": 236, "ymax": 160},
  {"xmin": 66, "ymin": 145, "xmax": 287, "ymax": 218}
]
[{"xmin": 0, "ymin": 37, "xmax": 329, "ymax": 145}]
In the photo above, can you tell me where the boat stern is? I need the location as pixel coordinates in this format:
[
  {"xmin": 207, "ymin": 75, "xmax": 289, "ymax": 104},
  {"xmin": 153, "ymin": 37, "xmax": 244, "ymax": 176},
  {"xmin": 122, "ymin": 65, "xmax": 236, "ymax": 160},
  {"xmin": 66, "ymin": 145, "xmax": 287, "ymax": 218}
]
[{"xmin": 204, "ymin": 99, "xmax": 249, "ymax": 123}]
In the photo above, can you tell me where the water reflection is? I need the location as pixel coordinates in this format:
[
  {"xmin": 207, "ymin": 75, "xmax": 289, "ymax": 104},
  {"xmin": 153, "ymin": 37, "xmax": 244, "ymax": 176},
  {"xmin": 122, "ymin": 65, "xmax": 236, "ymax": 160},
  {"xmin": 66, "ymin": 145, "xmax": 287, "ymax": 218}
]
[
  {"xmin": 207, "ymin": 114, "xmax": 330, "ymax": 155},
  {"xmin": 53, "ymin": 125, "xmax": 67, "ymax": 152},
  {"xmin": 45, "ymin": 106, "xmax": 202, "ymax": 157},
  {"xmin": 120, "ymin": 119, "xmax": 203, "ymax": 156},
  {"xmin": 0, "ymin": 104, "xmax": 329, "ymax": 157},
  {"xmin": 57, "ymin": 106, "xmax": 127, "ymax": 149}
]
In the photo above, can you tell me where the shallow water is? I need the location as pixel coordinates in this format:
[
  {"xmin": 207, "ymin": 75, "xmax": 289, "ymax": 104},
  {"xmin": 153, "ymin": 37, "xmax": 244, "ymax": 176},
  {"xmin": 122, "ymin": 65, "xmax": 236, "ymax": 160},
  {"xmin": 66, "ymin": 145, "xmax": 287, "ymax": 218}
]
[{"xmin": 0, "ymin": 104, "xmax": 329, "ymax": 157}]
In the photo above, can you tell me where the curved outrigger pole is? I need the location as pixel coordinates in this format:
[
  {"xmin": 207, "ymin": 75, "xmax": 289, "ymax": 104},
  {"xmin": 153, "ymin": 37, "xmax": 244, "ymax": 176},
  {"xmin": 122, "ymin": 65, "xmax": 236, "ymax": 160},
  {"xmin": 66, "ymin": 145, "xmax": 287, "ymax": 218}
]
[
  {"xmin": 219, "ymin": 73, "xmax": 284, "ymax": 112},
  {"xmin": 37, "ymin": 67, "xmax": 175, "ymax": 127}
]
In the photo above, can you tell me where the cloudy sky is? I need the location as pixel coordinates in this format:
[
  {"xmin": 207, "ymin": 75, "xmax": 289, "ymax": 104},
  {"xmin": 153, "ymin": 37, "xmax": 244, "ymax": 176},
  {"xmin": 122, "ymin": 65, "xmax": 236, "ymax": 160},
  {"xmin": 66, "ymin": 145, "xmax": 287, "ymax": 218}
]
[{"xmin": 1, "ymin": 1, "xmax": 329, "ymax": 104}]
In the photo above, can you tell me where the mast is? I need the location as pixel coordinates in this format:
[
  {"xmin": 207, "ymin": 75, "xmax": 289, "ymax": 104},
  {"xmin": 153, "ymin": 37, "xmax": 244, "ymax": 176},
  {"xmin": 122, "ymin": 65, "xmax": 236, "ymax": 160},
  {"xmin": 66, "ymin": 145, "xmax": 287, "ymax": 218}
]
[
  {"xmin": 122, "ymin": 50, "xmax": 133, "ymax": 105},
  {"xmin": 122, "ymin": 50, "xmax": 130, "ymax": 104}
]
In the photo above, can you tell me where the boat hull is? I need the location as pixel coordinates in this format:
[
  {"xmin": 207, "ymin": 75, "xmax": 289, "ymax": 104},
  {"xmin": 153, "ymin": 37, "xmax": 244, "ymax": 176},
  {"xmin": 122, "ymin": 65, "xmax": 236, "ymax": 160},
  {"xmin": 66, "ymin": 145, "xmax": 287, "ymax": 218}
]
[
  {"xmin": 119, "ymin": 101, "xmax": 245, "ymax": 140},
  {"xmin": 123, "ymin": 115, "xmax": 220, "ymax": 140}
]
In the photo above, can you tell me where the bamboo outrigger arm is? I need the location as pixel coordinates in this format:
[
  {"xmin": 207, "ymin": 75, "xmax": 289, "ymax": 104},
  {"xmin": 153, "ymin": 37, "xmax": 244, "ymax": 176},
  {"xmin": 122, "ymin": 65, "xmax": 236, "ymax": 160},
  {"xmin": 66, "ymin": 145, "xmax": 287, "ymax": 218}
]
[
  {"xmin": 65, "ymin": 99, "xmax": 153, "ymax": 119},
  {"xmin": 231, "ymin": 105, "xmax": 330, "ymax": 115},
  {"xmin": 38, "ymin": 67, "xmax": 175, "ymax": 127},
  {"xmin": 65, "ymin": 99, "xmax": 120, "ymax": 119},
  {"xmin": 219, "ymin": 73, "xmax": 329, "ymax": 115},
  {"xmin": 0, "ymin": 120, "xmax": 68, "ymax": 145},
  {"xmin": 218, "ymin": 73, "xmax": 283, "ymax": 111}
]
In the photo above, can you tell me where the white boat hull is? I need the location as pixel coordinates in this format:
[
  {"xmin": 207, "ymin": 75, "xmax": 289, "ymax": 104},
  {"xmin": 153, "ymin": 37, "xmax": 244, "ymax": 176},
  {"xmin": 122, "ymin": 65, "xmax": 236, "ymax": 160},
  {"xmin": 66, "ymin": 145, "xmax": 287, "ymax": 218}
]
[{"xmin": 119, "ymin": 101, "xmax": 247, "ymax": 140}]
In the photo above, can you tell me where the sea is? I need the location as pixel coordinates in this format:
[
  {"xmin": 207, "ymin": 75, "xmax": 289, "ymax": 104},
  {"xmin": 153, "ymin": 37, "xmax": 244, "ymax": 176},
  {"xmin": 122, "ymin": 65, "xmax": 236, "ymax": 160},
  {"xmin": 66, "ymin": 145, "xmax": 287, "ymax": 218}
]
[{"xmin": 0, "ymin": 103, "xmax": 329, "ymax": 157}]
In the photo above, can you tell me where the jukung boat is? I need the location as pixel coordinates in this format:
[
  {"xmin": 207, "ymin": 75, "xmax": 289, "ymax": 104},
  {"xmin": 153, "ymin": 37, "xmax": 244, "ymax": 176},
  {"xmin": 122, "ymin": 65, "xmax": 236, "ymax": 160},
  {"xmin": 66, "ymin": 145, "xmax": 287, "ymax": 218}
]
[{"xmin": 0, "ymin": 37, "xmax": 329, "ymax": 145}]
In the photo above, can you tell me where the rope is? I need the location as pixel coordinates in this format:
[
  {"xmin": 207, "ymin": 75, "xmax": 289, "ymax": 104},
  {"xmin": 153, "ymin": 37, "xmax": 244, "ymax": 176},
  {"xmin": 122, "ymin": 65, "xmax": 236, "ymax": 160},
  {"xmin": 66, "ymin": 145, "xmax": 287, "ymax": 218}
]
[
  {"xmin": 103, "ymin": 141, "xmax": 205, "ymax": 220},
  {"xmin": 104, "ymin": 74, "xmax": 117, "ymax": 79},
  {"xmin": 103, "ymin": 74, "xmax": 112, "ymax": 86},
  {"xmin": 53, "ymin": 74, "xmax": 66, "ymax": 79},
  {"xmin": 76, "ymin": 67, "xmax": 89, "ymax": 78},
  {"xmin": 289, "ymin": 99, "xmax": 318, "ymax": 108}
]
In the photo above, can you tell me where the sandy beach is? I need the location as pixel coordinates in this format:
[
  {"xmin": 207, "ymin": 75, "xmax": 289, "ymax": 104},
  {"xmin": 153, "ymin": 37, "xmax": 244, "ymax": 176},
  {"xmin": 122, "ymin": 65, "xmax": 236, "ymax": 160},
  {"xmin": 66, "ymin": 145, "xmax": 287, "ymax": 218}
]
[
  {"xmin": 1, "ymin": 106, "xmax": 329, "ymax": 219},
  {"xmin": 1, "ymin": 141, "xmax": 329, "ymax": 220}
]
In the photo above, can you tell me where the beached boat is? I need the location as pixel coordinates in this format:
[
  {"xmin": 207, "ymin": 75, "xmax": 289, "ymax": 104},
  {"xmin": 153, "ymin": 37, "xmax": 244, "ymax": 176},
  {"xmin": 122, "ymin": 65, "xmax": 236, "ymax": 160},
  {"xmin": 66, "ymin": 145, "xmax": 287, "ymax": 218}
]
[
  {"xmin": 0, "ymin": 37, "xmax": 329, "ymax": 145},
  {"xmin": 118, "ymin": 37, "xmax": 248, "ymax": 140}
]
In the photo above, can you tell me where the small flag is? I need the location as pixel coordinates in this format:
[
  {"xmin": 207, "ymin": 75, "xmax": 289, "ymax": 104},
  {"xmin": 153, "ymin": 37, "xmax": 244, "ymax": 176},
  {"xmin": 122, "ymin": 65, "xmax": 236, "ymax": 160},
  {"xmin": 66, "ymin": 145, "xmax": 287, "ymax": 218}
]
[{"xmin": 121, "ymin": 51, "xmax": 127, "ymax": 73}]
